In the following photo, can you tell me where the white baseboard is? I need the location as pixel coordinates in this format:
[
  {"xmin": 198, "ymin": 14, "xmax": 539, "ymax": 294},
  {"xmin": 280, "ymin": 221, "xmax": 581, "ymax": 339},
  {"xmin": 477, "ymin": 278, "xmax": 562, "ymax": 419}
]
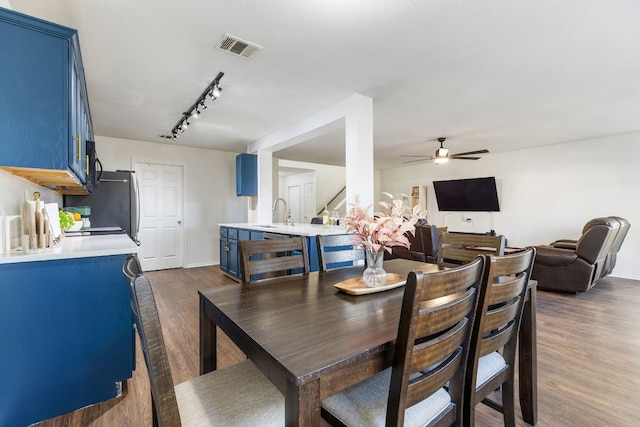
[{"xmin": 185, "ymin": 261, "xmax": 217, "ymax": 269}]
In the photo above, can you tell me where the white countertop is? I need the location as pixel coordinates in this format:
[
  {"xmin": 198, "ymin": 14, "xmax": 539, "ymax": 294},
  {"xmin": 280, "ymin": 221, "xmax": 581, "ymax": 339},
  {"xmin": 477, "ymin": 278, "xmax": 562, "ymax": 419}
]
[
  {"xmin": 219, "ymin": 223, "xmax": 350, "ymax": 237},
  {"xmin": 0, "ymin": 233, "xmax": 139, "ymax": 264}
]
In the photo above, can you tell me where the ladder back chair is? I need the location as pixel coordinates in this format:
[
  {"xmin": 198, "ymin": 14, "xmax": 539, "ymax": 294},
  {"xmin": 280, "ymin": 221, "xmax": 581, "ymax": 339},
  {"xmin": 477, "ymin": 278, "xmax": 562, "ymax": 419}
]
[
  {"xmin": 437, "ymin": 231, "xmax": 506, "ymax": 268},
  {"xmin": 316, "ymin": 234, "xmax": 365, "ymax": 271},
  {"xmin": 239, "ymin": 236, "xmax": 310, "ymax": 283},
  {"xmin": 123, "ymin": 254, "xmax": 143, "ymax": 280},
  {"xmin": 322, "ymin": 257, "xmax": 486, "ymax": 427},
  {"xmin": 125, "ymin": 272, "xmax": 284, "ymax": 426},
  {"xmin": 463, "ymin": 247, "xmax": 536, "ymax": 427}
]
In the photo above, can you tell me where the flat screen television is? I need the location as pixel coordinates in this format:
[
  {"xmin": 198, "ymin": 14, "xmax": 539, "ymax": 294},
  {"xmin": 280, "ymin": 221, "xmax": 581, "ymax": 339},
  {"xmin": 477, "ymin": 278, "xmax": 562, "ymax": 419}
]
[{"xmin": 433, "ymin": 176, "xmax": 500, "ymax": 212}]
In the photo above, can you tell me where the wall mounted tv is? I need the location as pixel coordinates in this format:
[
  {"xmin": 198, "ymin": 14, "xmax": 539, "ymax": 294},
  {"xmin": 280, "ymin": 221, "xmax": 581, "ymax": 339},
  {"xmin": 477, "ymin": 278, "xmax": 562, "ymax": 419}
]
[{"xmin": 433, "ymin": 176, "xmax": 500, "ymax": 212}]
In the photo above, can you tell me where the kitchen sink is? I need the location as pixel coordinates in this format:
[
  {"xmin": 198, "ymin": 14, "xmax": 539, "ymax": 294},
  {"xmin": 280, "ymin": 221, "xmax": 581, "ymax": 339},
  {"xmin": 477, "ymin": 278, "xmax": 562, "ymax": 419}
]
[{"xmin": 256, "ymin": 225, "xmax": 278, "ymax": 228}]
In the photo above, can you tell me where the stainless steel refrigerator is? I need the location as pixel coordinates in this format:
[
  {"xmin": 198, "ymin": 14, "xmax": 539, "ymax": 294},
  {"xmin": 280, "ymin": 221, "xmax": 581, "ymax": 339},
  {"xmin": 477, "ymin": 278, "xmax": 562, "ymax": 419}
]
[{"xmin": 64, "ymin": 170, "xmax": 139, "ymax": 243}]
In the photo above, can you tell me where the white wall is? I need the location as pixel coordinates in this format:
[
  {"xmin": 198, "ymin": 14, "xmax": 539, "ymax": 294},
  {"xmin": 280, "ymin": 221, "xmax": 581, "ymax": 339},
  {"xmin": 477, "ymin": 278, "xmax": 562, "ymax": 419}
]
[
  {"xmin": 0, "ymin": 170, "xmax": 62, "ymax": 249},
  {"xmin": 381, "ymin": 134, "xmax": 640, "ymax": 280},
  {"xmin": 96, "ymin": 136, "xmax": 247, "ymax": 268},
  {"xmin": 0, "ymin": 170, "xmax": 62, "ymax": 217}
]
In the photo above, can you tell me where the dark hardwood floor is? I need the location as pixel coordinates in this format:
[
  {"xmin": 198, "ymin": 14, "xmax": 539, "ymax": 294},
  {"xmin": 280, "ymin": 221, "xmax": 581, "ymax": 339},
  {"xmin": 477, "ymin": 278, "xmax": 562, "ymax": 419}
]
[{"xmin": 35, "ymin": 267, "xmax": 640, "ymax": 426}]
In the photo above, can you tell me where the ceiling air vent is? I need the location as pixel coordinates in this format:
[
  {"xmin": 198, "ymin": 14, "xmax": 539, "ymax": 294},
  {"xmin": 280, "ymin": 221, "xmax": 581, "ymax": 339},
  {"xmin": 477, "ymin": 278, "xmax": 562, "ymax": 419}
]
[{"xmin": 217, "ymin": 33, "xmax": 262, "ymax": 59}]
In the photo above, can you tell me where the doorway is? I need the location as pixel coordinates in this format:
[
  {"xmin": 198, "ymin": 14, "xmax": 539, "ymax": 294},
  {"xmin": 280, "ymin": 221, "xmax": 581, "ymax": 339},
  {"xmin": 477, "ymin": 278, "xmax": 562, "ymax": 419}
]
[{"xmin": 135, "ymin": 162, "xmax": 184, "ymax": 271}]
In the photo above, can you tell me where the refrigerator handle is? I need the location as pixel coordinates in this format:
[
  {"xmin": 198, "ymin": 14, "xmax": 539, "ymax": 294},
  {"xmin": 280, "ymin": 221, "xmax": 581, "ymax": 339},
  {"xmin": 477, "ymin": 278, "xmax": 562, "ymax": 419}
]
[{"xmin": 133, "ymin": 173, "xmax": 141, "ymax": 246}]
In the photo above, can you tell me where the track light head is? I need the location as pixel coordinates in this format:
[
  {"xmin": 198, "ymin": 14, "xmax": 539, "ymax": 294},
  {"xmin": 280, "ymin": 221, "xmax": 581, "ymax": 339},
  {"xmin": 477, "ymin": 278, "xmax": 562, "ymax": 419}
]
[{"xmin": 212, "ymin": 84, "xmax": 221, "ymax": 98}]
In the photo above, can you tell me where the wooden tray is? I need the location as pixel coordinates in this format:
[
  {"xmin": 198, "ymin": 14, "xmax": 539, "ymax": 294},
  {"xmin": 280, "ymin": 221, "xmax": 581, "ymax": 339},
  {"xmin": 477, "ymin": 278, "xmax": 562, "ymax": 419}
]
[{"xmin": 334, "ymin": 273, "xmax": 406, "ymax": 295}]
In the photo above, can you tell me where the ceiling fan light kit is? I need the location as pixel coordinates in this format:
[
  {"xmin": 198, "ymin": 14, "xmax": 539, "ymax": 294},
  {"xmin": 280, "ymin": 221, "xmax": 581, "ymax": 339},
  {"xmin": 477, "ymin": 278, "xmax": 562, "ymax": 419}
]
[
  {"xmin": 434, "ymin": 156, "xmax": 449, "ymax": 164},
  {"xmin": 401, "ymin": 137, "xmax": 489, "ymax": 164},
  {"xmin": 435, "ymin": 146, "xmax": 449, "ymax": 158}
]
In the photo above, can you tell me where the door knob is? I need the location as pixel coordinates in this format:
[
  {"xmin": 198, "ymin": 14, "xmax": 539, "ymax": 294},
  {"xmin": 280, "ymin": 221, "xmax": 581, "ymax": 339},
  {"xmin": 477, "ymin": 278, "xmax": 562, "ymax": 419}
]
[{"xmin": 177, "ymin": 220, "xmax": 182, "ymax": 224}]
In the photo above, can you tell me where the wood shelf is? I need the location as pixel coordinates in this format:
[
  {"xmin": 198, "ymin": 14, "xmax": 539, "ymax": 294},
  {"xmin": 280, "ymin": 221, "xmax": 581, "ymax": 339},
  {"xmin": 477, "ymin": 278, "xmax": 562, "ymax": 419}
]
[{"xmin": 409, "ymin": 185, "xmax": 426, "ymax": 211}]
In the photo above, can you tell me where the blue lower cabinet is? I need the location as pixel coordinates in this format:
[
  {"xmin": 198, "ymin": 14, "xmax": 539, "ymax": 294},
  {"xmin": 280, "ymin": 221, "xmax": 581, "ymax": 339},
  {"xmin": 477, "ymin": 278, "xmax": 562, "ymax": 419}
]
[
  {"xmin": 306, "ymin": 236, "xmax": 319, "ymax": 272},
  {"xmin": 219, "ymin": 226, "xmax": 236, "ymax": 277},
  {"xmin": 289, "ymin": 236, "xmax": 319, "ymax": 274},
  {"xmin": 219, "ymin": 227, "xmax": 229, "ymax": 273},
  {"xmin": 220, "ymin": 227, "xmax": 265, "ymax": 280},
  {"xmin": 227, "ymin": 228, "xmax": 239, "ymax": 277},
  {"xmin": 0, "ymin": 255, "xmax": 133, "ymax": 427}
]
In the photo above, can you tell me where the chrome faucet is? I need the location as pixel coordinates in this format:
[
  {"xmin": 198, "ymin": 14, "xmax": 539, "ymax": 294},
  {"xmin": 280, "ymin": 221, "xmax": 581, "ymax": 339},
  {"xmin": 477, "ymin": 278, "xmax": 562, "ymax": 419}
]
[{"xmin": 272, "ymin": 197, "xmax": 292, "ymax": 225}]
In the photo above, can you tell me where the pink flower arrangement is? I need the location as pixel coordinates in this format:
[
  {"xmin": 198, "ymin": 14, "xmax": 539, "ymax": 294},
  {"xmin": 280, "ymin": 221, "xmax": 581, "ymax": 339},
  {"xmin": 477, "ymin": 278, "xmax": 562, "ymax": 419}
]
[{"xmin": 344, "ymin": 192, "xmax": 427, "ymax": 254}]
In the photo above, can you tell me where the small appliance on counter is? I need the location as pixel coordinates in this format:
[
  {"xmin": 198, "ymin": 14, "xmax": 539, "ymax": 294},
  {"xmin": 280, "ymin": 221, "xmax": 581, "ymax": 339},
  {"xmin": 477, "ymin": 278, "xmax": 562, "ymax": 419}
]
[{"xmin": 64, "ymin": 170, "xmax": 140, "ymax": 244}]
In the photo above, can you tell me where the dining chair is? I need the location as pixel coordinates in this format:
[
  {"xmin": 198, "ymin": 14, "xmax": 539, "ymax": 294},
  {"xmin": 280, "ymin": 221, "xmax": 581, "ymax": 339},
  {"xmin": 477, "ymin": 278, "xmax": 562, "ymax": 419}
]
[
  {"xmin": 125, "ymin": 272, "xmax": 284, "ymax": 426},
  {"xmin": 239, "ymin": 236, "xmax": 310, "ymax": 283},
  {"xmin": 316, "ymin": 233, "xmax": 365, "ymax": 271},
  {"xmin": 463, "ymin": 247, "xmax": 536, "ymax": 427},
  {"xmin": 321, "ymin": 257, "xmax": 486, "ymax": 427},
  {"xmin": 123, "ymin": 253, "xmax": 143, "ymax": 279},
  {"xmin": 437, "ymin": 231, "xmax": 506, "ymax": 268}
]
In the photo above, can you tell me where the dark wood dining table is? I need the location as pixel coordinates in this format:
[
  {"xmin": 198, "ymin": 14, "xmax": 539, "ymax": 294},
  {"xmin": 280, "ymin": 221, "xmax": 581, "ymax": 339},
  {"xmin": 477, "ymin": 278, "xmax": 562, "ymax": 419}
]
[{"xmin": 199, "ymin": 258, "xmax": 537, "ymax": 426}]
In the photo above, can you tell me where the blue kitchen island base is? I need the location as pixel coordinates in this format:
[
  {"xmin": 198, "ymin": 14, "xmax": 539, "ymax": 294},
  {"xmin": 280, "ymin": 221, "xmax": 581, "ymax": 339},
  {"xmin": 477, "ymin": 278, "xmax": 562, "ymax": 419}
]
[
  {"xmin": 219, "ymin": 223, "xmax": 351, "ymax": 281},
  {"xmin": 0, "ymin": 254, "xmax": 134, "ymax": 427}
]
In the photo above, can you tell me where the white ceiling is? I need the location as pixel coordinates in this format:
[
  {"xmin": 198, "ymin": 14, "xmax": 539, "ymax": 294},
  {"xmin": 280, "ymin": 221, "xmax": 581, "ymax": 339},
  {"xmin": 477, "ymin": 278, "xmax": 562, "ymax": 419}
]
[{"xmin": 9, "ymin": 0, "xmax": 640, "ymax": 169}]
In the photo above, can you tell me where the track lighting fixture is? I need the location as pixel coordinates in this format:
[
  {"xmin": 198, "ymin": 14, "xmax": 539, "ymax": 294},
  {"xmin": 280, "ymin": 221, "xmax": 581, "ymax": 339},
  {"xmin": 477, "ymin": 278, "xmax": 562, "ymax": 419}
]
[{"xmin": 169, "ymin": 71, "xmax": 224, "ymax": 140}]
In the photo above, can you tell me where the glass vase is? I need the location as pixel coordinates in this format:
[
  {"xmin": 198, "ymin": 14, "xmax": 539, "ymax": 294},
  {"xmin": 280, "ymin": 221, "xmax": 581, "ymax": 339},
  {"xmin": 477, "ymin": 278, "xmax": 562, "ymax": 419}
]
[{"xmin": 363, "ymin": 249, "xmax": 388, "ymax": 287}]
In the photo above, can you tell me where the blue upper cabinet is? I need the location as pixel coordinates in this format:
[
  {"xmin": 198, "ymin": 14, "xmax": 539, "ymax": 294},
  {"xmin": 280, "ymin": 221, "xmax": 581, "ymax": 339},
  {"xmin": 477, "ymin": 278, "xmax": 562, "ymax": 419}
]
[
  {"xmin": 0, "ymin": 7, "xmax": 93, "ymax": 193},
  {"xmin": 236, "ymin": 153, "xmax": 258, "ymax": 197}
]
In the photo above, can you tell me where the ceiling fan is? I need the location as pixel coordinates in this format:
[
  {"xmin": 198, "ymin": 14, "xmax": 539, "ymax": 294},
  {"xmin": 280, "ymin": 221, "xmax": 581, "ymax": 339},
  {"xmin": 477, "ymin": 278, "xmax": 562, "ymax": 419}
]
[{"xmin": 402, "ymin": 137, "xmax": 489, "ymax": 164}]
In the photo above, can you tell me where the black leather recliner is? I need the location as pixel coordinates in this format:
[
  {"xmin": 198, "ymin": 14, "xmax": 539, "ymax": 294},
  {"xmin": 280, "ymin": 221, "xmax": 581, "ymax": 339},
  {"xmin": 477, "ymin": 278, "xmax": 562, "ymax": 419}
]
[
  {"xmin": 532, "ymin": 217, "xmax": 621, "ymax": 293},
  {"xmin": 602, "ymin": 216, "xmax": 630, "ymax": 276},
  {"xmin": 547, "ymin": 216, "xmax": 630, "ymax": 278}
]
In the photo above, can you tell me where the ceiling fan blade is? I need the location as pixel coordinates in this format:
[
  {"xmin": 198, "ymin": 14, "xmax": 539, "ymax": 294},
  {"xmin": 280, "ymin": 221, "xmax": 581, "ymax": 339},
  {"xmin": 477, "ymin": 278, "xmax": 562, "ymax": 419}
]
[
  {"xmin": 450, "ymin": 156, "xmax": 481, "ymax": 160},
  {"xmin": 403, "ymin": 157, "xmax": 435, "ymax": 164},
  {"xmin": 400, "ymin": 154, "xmax": 434, "ymax": 158},
  {"xmin": 449, "ymin": 149, "xmax": 489, "ymax": 157}
]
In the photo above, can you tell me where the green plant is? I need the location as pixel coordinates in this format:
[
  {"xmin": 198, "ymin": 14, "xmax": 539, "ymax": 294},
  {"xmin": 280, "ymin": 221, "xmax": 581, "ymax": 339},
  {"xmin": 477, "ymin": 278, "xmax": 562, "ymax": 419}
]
[{"xmin": 59, "ymin": 210, "xmax": 74, "ymax": 230}]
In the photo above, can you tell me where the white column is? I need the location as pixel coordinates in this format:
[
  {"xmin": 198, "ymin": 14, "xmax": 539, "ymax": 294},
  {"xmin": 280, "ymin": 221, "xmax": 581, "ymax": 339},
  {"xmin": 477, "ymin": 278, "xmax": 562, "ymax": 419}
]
[
  {"xmin": 252, "ymin": 150, "xmax": 273, "ymax": 223},
  {"xmin": 344, "ymin": 94, "xmax": 374, "ymax": 209},
  {"xmin": 248, "ymin": 93, "xmax": 375, "ymax": 222}
]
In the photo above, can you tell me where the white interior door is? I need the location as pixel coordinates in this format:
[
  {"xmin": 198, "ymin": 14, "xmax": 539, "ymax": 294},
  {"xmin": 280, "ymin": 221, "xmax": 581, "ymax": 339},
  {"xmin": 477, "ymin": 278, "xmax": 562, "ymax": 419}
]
[
  {"xmin": 135, "ymin": 162, "xmax": 184, "ymax": 271},
  {"xmin": 287, "ymin": 185, "xmax": 301, "ymax": 224},
  {"xmin": 303, "ymin": 182, "xmax": 316, "ymax": 223}
]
